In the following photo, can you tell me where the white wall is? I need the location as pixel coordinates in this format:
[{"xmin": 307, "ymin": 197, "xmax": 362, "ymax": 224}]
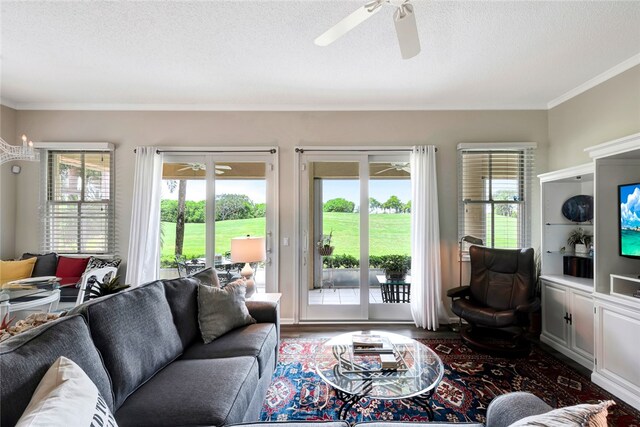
[
  {"xmin": 0, "ymin": 105, "xmax": 17, "ymax": 259},
  {"xmin": 4, "ymin": 109, "xmax": 548, "ymax": 320},
  {"xmin": 548, "ymin": 65, "xmax": 640, "ymax": 170}
]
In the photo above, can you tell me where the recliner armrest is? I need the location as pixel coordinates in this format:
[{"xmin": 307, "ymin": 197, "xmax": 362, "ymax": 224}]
[
  {"xmin": 516, "ymin": 297, "xmax": 541, "ymax": 313},
  {"xmin": 446, "ymin": 286, "xmax": 470, "ymax": 299}
]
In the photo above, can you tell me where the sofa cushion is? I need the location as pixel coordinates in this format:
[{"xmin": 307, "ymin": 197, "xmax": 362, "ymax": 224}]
[
  {"xmin": 0, "ymin": 258, "xmax": 36, "ymax": 284},
  {"xmin": 115, "ymin": 357, "xmax": 259, "ymax": 427},
  {"xmin": 56, "ymin": 256, "xmax": 91, "ymax": 286},
  {"xmin": 162, "ymin": 277, "xmax": 200, "ymax": 349},
  {"xmin": 21, "ymin": 252, "xmax": 58, "ymax": 277},
  {"xmin": 198, "ymin": 281, "xmax": 256, "ymax": 343},
  {"xmin": 356, "ymin": 423, "xmax": 483, "ymax": 427},
  {"xmin": 15, "ymin": 356, "xmax": 117, "ymax": 427},
  {"xmin": 71, "ymin": 281, "xmax": 183, "ymax": 409},
  {"xmin": 0, "ymin": 315, "xmax": 113, "ymax": 427},
  {"xmin": 181, "ymin": 323, "xmax": 277, "ymax": 377}
]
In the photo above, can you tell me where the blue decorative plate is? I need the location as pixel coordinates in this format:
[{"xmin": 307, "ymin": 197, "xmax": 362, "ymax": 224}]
[{"xmin": 561, "ymin": 195, "xmax": 593, "ymax": 222}]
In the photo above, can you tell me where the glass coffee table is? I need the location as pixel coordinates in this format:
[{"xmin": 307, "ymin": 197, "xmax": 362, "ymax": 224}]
[
  {"xmin": 315, "ymin": 330, "xmax": 443, "ymax": 420},
  {"xmin": 0, "ymin": 277, "xmax": 61, "ymax": 319}
]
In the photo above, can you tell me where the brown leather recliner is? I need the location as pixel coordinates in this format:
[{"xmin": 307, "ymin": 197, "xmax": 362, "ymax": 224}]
[{"xmin": 447, "ymin": 245, "xmax": 540, "ymax": 354}]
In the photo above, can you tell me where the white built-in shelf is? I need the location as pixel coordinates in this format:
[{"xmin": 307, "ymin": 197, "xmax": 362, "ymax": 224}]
[
  {"xmin": 545, "ymin": 222, "xmax": 593, "ymax": 226},
  {"xmin": 610, "ymin": 274, "xmax": 640, "ymax": 304},
  {"xmin": 540, "ymin": 274, "xmax": 594, "ymax": 292}
]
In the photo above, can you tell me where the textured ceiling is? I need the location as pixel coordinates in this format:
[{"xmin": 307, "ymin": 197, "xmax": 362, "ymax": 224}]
[{"xmin": 1, "ymin": 1, "xmax": 639, "ymax": 110}]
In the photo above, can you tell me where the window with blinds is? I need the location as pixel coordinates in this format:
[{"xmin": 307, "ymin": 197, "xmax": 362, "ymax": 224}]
[
  {"xmin": 43, "ymin": 151, "xmax": 114, "ymax": 254},
  {"xmin": 457, "ymin": 144, "xmax": 535, "ymax": 249}
]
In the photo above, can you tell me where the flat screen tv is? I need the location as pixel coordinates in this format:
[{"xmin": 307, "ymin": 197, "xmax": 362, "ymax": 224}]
[{"xmin": 619, "ymin": 182, "xmax": 640, "ymax": 258}]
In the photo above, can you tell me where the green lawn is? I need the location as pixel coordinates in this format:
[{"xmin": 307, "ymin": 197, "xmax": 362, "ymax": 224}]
[
  {"xmin": 161, "ymin": 212, "xmax": 412, "ymax": 261},
  {"xmin": 161, "ymin": 212, "xmax": 518, "ymax": 261}
]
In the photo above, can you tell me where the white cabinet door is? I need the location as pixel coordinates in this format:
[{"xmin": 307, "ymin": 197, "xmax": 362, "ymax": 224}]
[
  {"xmin": 569, "ymin": 289, "xmax": 594, "ymax": 362},
  {"xmin": 593, "ymin": 301, "xmax": 640, "ymax": 410},
  {"xmin": 542, "ymin": 281, "xmax": 569, "ymax": 347}
]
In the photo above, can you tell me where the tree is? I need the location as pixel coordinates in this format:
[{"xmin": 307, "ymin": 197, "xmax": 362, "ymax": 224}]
[
  {"xmin": 252, "ymin": 203, "xmax": 266, "ymax": 218},
  {"xmin": 175, "ymin": 180, "xmax": 187, "ymax": 256},
  {"xmin": 494, "ymin": 190, "xmax": 518, "ymax": 217},
  {"xmin": 383, "ymin": 195, "xmax": 403, "ymax": 213},
  {"xmin": 404, "ymin": 200, "xmax": 411, "ymax": 213},
  {"xmin": 369, "ymin": 197, "xmax": 381, "ymax": 213},
  {"xmin": 323, "ymin": 198, "xmax": 355, "ymax": 213},
  {"xmin": 215, "ymin": 194, "xmax": 254, "ymax": 221}
]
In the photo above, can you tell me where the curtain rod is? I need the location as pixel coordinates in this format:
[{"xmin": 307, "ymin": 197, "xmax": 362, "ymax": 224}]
[
  {"xmin": 294, "ymin": 147, "xmax": 437, "ymax": 153},
  {"xmin": 134, "ymin": 148, "xmax": 276, "ymax": 154}
]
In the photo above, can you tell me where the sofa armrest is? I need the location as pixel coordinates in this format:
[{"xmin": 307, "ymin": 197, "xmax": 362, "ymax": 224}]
[
  {"xmin": 446, "ymin": 286, "xmax": 470, "ymax": 299},
  {"xmin": 485, "ymin": 392, "xmax": 552, "ymax": 427},
  {"xmin": 246, "ymin": 300, "xmax": 280, "ymax": 339}
]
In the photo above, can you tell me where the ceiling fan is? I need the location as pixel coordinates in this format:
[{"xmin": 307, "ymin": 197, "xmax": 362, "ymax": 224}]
[
  {"xmin": 375, "ymin": 162, "xmax": 411, "ymax": 174},
  {"xmin": 177, "ymin": 163, "xmax": 232, "ymax": 175},
  {"xmin": 314, "ymin": 0, "xmax": 421, "ymax": 60}
]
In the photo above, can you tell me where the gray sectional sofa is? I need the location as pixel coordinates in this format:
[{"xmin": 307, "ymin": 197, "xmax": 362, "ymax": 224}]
[{"xmin": 0, "ymin": 276, "xmax": 279, "ymax": 427}]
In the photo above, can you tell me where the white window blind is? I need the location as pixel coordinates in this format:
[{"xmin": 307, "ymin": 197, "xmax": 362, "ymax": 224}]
[
  {"xmin": 457, "ymin": 144, "xmax": 535, "ymax": 249},
  {"xmin": 42, "ymin": 150, "xmax": 115, "ymax": 255}
]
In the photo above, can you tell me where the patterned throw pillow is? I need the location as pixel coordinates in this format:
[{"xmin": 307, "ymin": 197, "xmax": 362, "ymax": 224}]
[
  {"xmin": 79, "ymin": 257, "xmax": 122, "ymax": 288},
  {"xmin": 16, "ymin": 356, "xmax": 118, "ymax": 427},
  {"xmin": 197, "ymin": 281, "xmax": 255, "ymax": 344},
  {"xmin": 509, "ymin": 400, "xmax": 615, "ymax": 427}
]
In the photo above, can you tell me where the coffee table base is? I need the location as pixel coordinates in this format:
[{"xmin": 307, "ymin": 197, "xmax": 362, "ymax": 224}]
[{"xmin": 333, "ymin": 388, "xmax": 435, "ymax": 421}]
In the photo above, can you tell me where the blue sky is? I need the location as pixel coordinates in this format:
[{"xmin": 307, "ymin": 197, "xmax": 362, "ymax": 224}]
[{"xmin": 620, "ymin": 184, "xmax": 640, "ymax": 228}]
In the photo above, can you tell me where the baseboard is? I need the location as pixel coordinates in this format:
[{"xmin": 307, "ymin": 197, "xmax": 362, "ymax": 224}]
[
  {"xmin": 280, "ymin": 317, "xmax": 295, "ymax": 325},
  {"xmin": 592, "ymin": 372, "xmax": 640, "ymax": 411}
]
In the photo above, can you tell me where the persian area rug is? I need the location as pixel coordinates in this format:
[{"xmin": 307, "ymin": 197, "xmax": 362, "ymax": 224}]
[{"xmin": 260, "ymin": 338, "xmax": 640, "ymax": 426}]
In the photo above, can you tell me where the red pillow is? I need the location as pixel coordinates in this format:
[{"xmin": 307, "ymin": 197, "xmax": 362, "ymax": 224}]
[{"xmin": 56, "ymin": 256, "xmax": 91, "ymax": 285}]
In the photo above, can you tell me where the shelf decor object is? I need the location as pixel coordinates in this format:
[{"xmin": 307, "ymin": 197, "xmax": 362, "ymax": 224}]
[
  {"xmin": 561, "ymin": 195, "xmax": 594, "ymax": 223},
  {"xmin": 0, "ymin": 135, "xmax": 39, "ymax": 165}
]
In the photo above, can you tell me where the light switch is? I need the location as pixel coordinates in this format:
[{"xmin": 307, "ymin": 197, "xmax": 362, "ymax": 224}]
[{"xmin": 283, "ymin": 237, "xmax": 289, "ymax": 246}]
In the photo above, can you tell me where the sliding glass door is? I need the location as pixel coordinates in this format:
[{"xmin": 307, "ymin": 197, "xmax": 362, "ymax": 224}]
[
  {"xmin": 160, "ymin": 153, "xmax": 277, "ymax": 292},
  {"xmin": 299, "ymin": 151, "xmax": 412, "ymax": 321}
]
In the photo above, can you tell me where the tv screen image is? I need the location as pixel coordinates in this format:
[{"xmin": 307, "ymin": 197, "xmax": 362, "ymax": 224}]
[{"xmin": 619, "ymin": 182, "xmax": 640, "ymax": 258}]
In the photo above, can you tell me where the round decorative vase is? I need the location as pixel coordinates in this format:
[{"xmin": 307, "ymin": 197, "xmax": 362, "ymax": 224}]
[
  {"xmin": 318, "ymin": 246, "xmax": 334, "ymax": 256},
  {"xmin": 574, "ymin": 243, "xmax": 588, "ymax": 255}
]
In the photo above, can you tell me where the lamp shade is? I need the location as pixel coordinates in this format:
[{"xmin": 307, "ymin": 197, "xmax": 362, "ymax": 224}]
[{"xmin": 230, "ymin": 236, "xmax": 266, "ymax": 263}]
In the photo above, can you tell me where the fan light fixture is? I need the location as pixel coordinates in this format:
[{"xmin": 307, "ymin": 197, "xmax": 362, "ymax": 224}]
[{"xmin": 0, "ymin": 134, "xmax": 39, "ymax": 165}]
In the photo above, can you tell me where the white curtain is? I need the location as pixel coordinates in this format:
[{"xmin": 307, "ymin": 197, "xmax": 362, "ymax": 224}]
[
  {"xmin": 125, "ymin": 147, "xmax": 163, "ymax": 286},
  {"xmin": 410, "ymin": 145, "xmax": 444, "ymax": 330}
]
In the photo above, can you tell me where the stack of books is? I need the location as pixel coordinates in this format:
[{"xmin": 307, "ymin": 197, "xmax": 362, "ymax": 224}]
[{"xmin": 351, "ymin": 334, "xmax": 394, "ymax": 354}]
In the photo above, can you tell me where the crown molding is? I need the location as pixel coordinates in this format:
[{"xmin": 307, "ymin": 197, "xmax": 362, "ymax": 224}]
[
  {"xmin": 547, "ymin": 53, "xmax": 640, "ymax": 109},
  {"xmin": 0, "ymin": 99, "xmax": 18, "ymax": 109},
  {"xmin": 8, "ymin": 102, "xmax": 548, "ymax": 112}
]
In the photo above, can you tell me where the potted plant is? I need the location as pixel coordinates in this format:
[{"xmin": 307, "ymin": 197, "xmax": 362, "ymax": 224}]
[
  {"xmin": 380, "ymin": 255, "xmax": 410, "ymax": 281},
  {"xmin": 567, "ymin": 227, "xmax": 592, "ymax": 255},
  {"xmin": 89, "ymin": 275, "xmax": 130, "ymax": 299},
  {"xmin": 317, "ymin": 231, "xmax": 334, "ymax": 256}
]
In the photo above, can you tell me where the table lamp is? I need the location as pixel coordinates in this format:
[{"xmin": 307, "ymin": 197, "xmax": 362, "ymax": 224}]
[{"xmin": 230, "ymin": 235, "xmax": 266, "ymax": 298}]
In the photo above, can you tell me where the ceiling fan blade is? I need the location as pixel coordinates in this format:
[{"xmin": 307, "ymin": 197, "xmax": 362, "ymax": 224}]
[
  {"xmin": 215, "ymin": 165, "xmax": 232, "ymax": 170},
  {"xmin": 402, "ymin": 167, "xmax": 411, "ymax": 173},
  {"xmin": 215, "ymin": 170, "xmax": 224, "ymax": 175},
  {"xmin": 375, "ymin": 167, "xmax": 395, "ymax": 175},
  {"xmin": 177, "ymin": 166, "xmax": 190, "ymax": 172},
  {"xmin": 315, "ymin": 3, "xmax": 383, "ymax": 47},
  {"xmin": 393, "ymin": 3, "xmax": 420, "ymax": 59}
]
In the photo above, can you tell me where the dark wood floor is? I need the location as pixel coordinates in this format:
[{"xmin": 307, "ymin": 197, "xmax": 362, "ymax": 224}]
[{"xmin": 280, "ymin": 323, "xmax": 591, "ymax": 377}]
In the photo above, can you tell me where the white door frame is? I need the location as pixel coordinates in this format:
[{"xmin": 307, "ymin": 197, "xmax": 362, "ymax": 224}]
[{"xmin": 163, "ymin": 152, "xmax": 279, "ymax": 292}]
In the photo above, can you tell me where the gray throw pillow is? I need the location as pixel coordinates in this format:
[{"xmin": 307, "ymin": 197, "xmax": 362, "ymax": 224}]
[
  {"xmin": 197, "ymin": 281, "xmax": 255, "ymax": 343},
  {"xmin": 20, "ymin": 253, "xmax": 58, "ymax": 277},
  {"xmin": 509, "ymin": 400, "xmax": 615, "ymax": 427},
  {"xmin": 190, "ymin": 267, "xmax": 221, "ymax": 288}
]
